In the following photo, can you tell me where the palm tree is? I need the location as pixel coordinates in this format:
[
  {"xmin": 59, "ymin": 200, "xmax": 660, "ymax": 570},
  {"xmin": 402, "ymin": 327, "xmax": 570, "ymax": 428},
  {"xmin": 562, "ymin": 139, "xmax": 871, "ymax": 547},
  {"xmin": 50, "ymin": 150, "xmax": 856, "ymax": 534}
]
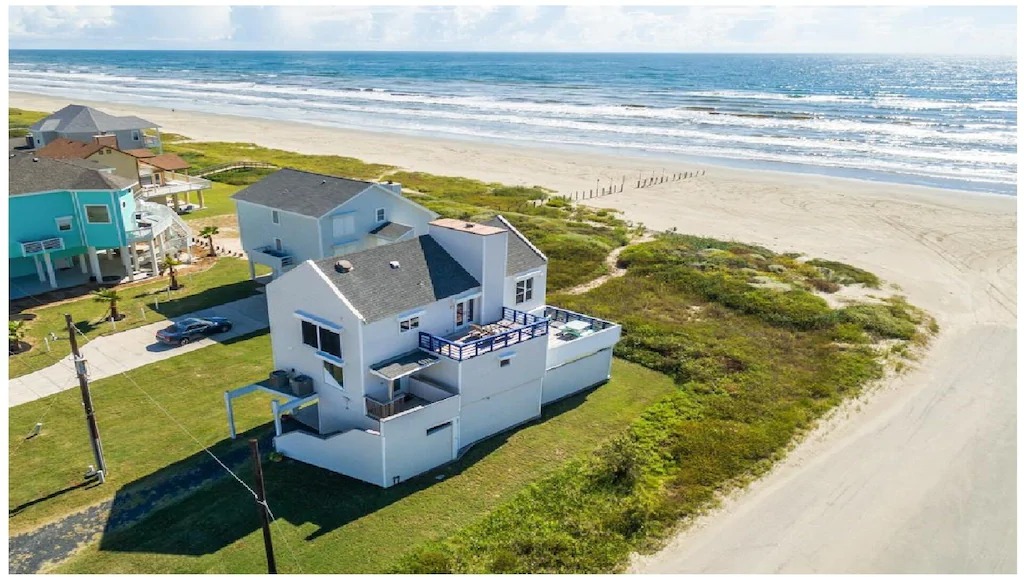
[
  {"xmin": 9, "ymin": 320, "xmax": 26, "ymax": 354},
  {"xmin": 199, "ymin": 226, "xmax": 220, "ymax": 257},
  {"xmin": 93, "ymin": 288, "xmax": 123, "ymax": 321},
  {"xmin": 164, "ymin": 254, "xmax": 182, "ymax": 290}
]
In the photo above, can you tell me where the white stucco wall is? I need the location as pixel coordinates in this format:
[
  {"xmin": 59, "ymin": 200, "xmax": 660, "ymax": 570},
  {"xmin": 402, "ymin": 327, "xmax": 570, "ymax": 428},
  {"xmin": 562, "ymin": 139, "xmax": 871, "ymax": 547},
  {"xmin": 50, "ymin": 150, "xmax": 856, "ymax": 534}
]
[
  {"xmin": 265, "ymin": 261, "xmax": 375, "ymax": 434},
  {"xmin": 235, "ymin": 199, "xmax": 325, "ymax": 267},
  {"xmin": 429, "ymin": 224, "xmax": 509, "ymax": 324},
  {"xmin": 380, "ymin": 395, "xmax": 461, "ymax": 486},
  {"xmin": 274, "ymin": 428, "xmax": 384, "ymax": 486},
  {"xmin": 541, "ymin": 347, "xmax": 615, "ymax": 405},
  {"xmin": 502, "ymin": 266, "xmax": 548, "ymax": 312},
  {"xmin": 455, "ymin": 334, "xmax": 547, "ymax": 446}
]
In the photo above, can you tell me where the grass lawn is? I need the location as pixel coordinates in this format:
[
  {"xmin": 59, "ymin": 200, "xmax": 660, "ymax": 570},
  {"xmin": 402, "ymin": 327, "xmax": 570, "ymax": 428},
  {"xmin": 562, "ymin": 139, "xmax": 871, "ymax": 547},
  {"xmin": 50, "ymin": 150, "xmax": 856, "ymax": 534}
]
[
  {"xmin": 9, "ymin": 330, "xmax": 279, "ymax": 536},
  {"xmin": 26, "ymin": 360, "xmax": 673, "ymax": 573},
  {"xmin": 180, "ymin": 182, "xmax": 242, "ymax": 222},
  {"xmin": 9, "ymin": 107, "xmax": 48, "ymax": 137},
  {"xmin": 9, "ymin": 257, "xmax": 264, "ymax": 379}
]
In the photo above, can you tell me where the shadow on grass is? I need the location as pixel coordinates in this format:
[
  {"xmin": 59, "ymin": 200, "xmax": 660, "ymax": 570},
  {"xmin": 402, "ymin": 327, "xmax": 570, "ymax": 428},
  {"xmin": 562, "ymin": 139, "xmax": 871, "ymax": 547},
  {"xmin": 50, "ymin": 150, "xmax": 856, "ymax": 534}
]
[
  {"xmin": 141, "ymin": 279, "xmax": 259, "ymax": 319},
  {"xmin": 92, "ymin": 387, "xmax": 593, "ymax": 560},
  {"xmin": 9, "ymin": 480, "xmax": 96, "ymax": 518}
]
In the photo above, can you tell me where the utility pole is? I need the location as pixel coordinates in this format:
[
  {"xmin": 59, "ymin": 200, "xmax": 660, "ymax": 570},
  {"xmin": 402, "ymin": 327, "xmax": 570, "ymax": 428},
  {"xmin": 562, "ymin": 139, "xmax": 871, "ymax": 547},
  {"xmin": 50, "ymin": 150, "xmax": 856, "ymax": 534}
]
[
  {"xmin": 66, "ymin": 314, "xmax": 106, "ymax": 483},
  {"xmin": 250, "ymin": 439, "xmax": 277, "ymax": 574}
]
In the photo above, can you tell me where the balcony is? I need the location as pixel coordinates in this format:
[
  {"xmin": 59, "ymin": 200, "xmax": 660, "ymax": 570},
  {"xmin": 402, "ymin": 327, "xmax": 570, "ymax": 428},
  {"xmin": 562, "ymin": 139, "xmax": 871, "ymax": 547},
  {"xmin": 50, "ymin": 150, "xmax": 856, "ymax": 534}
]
[
  {"xmin": 138, "ymin": 174, "xmax": 212, "ymax": 199},
  {"xmin": 250, "ymin": 245, "xmax": 295, "ymax": 272},
  {"xmin": 20, "ymin": 237, "xmax": 64, "ymax": 257},
  {"xmin": 143, "ymin": 135, "xmax": 161, "ymax": 148},
  {"xmin": 419, "ymin": 307, "xmax": 549, "ymax": 362},
  {"xmin": 542, "ymin": 306, "xmax": 622, "ymax": 369}
]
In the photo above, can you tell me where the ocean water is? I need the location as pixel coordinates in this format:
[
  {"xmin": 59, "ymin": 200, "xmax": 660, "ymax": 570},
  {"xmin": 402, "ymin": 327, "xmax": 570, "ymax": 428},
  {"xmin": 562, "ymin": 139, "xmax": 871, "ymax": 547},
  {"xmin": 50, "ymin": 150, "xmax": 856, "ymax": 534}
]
[{"xmin": 8, "ymin": 50, "xmax": 1018, "ymax": 195}]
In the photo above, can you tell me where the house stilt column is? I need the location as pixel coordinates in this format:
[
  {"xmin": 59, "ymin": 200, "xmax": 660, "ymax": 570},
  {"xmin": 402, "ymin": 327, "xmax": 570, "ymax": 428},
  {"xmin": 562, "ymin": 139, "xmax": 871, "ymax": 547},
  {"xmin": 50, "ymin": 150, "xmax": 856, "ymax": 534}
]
[
  {"xmin": 88, "ymin": 247, "xmax": 101, "ymax": 281},
  {"xmin": 79, "ymin": 253, "xmax": 89, "ymax": 274},
  {"xmin": 197, "ymin": 189, "xmax": 205, "ymax": 208},
  {"xmin": 42, "ymin": 252, "xmax": 57, "ymax": 289},
  {"xmin": 120, "ymin": 245, "xmax": 133, "ymax": 276},
  {"xmin": 248, "ymin": 257, "xmax": 256, "ymax": 280},
  {"xmin": 149, "ymin": 239, "xmax": 159, "ymax": 276},
  {"xmin": 34, "ymin": 255, "xmax": 46, "ymax": 282}
]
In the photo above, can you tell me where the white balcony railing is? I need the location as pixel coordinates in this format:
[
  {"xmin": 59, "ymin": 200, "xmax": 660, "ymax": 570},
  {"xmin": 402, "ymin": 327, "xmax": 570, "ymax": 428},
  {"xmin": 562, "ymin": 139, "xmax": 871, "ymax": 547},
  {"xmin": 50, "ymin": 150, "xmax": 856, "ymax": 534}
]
[
  {"xmin": 20, "ymin": 237, "xmax": 64, "ymax": 257},
  {"xmin": 139, "ymin": 174, "xmax": 212, "ymax": 199}
]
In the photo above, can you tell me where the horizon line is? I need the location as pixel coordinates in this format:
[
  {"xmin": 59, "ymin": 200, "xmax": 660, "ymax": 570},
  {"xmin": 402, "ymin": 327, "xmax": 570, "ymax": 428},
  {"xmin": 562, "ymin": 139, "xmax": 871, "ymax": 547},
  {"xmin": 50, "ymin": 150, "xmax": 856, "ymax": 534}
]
[{"xmin": 8, "ymin": 47, "xmax": 1016, "ymax": 58}]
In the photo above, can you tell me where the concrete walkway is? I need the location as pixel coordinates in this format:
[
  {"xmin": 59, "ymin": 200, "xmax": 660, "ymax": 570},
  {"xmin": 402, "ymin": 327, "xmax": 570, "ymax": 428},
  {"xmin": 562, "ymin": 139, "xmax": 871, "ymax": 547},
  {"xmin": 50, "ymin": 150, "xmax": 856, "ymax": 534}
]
[{"xmin": 8, "ymin": 294, "xmax": 269, "ymax": 407}]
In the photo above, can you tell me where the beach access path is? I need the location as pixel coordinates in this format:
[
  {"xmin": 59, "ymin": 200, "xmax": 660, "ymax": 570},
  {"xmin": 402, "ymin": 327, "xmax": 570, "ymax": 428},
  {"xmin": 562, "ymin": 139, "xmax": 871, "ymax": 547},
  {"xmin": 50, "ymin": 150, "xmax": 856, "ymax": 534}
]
[
  {"xmin": 8, "ymin": 294, "xmax": 269, "ymax": 408},
  {"xmin": 10, "ymin": 92, "xmax": 1015, "ymax": 572}
]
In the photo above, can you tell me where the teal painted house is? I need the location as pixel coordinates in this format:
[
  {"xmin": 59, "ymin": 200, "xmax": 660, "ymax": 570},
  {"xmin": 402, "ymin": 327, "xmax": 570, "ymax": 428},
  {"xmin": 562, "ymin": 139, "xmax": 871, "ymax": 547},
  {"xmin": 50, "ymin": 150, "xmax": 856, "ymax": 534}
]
[{"xmin": 9, "ymin": 152, "xmax": 192, "ymax": 299}]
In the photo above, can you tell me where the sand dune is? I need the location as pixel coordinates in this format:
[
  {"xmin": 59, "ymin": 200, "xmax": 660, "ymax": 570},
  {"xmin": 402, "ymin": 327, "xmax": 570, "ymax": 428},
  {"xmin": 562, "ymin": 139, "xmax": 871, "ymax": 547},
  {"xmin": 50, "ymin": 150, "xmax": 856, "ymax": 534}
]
[{"xmin": 10, "ymin": 91, "xmax": 1016, "ymax": 572}]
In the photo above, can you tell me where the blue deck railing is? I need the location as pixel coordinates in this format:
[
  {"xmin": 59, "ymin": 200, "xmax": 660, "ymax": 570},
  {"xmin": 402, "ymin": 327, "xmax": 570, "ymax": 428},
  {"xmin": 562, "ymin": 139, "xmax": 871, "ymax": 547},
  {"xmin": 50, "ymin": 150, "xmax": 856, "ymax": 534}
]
[
  {"xmin": 419, "ymin": 307, "xmax": 549, "ymax": 361},
  {"xmin": 542, "ymin": 306, "xmax": 616, "ymax": 332}
]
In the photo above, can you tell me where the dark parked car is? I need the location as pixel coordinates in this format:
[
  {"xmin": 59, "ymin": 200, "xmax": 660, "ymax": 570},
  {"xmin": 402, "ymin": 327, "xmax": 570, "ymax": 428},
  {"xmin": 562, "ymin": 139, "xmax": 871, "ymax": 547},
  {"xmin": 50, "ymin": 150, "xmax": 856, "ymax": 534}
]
[{"xmin": 156, "ymin": 317, "xmax": 232, "ymax": 346}]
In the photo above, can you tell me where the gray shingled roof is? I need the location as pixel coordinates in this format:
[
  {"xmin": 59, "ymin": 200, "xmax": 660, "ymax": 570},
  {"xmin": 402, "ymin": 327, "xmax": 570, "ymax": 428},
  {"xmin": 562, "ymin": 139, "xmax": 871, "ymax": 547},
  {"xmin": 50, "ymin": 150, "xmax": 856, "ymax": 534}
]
[
  {"xmin": 313, "ymin": 236, "xmax": 480, "ymax": 323},
  {"xmin": 29, "ymin": 105, "xmax": 158, "ymax": 133},
  {"xmin": 9, "ymin": 152, "xmax": 135, "ymax": 196},
  {"xmin": 484, "ymin": 216, "xmax": 548, "ymax": 275},
  {"xmin": 231, "ymin": 168, "xmax": 376, "ymax": 217},
  {"xmin": 369, "ymin": 221, "xmax": 413, "ymax": 241}
]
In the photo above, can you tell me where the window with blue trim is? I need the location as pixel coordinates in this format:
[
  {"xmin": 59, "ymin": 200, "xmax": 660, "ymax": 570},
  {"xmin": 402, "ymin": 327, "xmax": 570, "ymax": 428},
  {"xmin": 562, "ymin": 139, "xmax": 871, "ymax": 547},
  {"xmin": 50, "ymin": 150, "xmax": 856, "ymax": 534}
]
[{"xmin": 301, "ymin": 319, "xmax": 342, "ymax": 360}]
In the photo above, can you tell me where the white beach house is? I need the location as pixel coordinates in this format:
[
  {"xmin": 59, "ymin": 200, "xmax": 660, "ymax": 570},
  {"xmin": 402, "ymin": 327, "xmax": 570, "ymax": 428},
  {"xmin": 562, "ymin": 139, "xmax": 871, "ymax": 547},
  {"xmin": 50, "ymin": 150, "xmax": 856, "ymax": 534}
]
[
  {"xmin": 225, "ymin": 216, "xmax": 621, "ymax": 487},
  {"xmin": 231, "ymin": 169, "xmax": 437, "ymax": 280}
]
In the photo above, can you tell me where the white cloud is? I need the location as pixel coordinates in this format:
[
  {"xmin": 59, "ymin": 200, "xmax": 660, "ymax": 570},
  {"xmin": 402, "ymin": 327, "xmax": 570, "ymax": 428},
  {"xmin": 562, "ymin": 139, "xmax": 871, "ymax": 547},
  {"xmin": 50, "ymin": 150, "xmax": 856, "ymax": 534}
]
[{"xmin": 6, "ymin": 5, "xmax": 1017, "ymax": 55}]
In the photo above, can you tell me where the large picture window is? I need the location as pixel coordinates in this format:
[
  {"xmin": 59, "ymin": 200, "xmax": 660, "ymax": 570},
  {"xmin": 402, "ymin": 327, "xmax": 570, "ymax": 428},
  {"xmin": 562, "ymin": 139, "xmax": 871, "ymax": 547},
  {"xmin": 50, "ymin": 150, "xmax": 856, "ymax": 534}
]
[
  {"xmin": 85, "ymin": 205, "xmax": 111, "ymax": 224},
  {"xmin": 301, "ymin": 319, "xmax": 342, "ymax": 359},
  {"xmin": 515, "ymin": 277, "xmax": 534, "ymax": 304}
]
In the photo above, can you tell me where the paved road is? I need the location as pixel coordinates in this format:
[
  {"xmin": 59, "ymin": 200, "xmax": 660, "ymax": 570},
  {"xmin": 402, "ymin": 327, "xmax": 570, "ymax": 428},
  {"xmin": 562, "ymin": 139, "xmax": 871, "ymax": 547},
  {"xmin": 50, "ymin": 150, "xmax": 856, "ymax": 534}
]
[{"xmin": 8, "ymin": 294, "xmax": 268, "ymax": 407}]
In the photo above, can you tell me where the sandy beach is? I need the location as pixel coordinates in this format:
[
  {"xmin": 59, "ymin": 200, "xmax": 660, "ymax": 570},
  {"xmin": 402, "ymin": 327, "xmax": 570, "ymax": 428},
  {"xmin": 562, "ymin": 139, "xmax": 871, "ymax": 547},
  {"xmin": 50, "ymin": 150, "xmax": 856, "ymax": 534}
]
[{"xmin": 10, "ymin": 91, "xmax": 1017, "ymax": 572}]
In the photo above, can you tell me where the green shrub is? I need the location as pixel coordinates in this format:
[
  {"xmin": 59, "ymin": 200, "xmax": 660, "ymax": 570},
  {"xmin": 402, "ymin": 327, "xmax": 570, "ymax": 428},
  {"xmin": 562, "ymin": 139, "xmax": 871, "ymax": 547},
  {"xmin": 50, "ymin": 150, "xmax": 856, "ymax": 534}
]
[{"xmin": 807, "ymin": 259, "xmax": 881, "ymax": 288}]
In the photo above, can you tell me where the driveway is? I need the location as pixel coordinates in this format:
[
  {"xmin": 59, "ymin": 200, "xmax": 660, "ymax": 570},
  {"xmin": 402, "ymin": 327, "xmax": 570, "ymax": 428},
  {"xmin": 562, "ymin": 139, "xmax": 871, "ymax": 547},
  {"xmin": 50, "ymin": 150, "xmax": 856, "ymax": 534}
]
[{"xmin": 8, "ymin": 294, "xmax": 269, "ymax": 407}]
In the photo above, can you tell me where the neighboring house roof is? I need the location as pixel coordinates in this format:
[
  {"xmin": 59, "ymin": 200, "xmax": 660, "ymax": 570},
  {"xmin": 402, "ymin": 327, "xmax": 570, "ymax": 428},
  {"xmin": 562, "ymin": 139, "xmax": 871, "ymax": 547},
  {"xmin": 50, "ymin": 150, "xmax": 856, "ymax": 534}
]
[
  {"xmin": 312, "ymin": 236, "xmax": 480, "ymax": 323},
  {"xmin": 124, "ymin": 148, "xmax": 156, "ymax": 158},
  {"xmin": 8, "ymin": 153, "xmax": 135, "ymax": 196},
  {"xmin": 484, "ymin": 216, "xmax": 548, "ymax": 275},
  {"xmin": 231, "ymin": 168, "xmax": 377, "ymax": 218},
  {"xmin": 369, "ymin": 221, "xmax": 413, "ymax": 241},
  {"xmin": 34, "ymin": 137, "xmax": 106, "ymax": 160},
  {"xmin": 140, "ymin": 153, "xmax": 190, "ymax": 171},
  {"xmin": 29, "ymin": 104, "xmax": 159, "ymax": 133}
]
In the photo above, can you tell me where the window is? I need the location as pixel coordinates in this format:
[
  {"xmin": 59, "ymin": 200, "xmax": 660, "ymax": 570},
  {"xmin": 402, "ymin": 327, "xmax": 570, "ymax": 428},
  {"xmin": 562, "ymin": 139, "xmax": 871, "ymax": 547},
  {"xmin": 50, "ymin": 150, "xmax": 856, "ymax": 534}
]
[
  {"xmin": 274, "ymin": 238, "xmax": 283, "ymax": 252},
  {"xmin": 272, "ymin": 210, "xmax": 280, "ymax": 224},
  {"xmin": 55, "ymin": 216, "xmax": 73, "ymax": 232},
  {"xmin": 301, "ymin": 320, "xmax": 319, "ymax": 348},
  {"xmin": 376, "ymin": 208, "xmax": 386, "ymax": 222},
  {"xmin": 301, "ymin": 319, "xmax": 343, "ymax": 360},
  {"xmin": 319, "ymin": 326, "xmax": 342, "ymax": 358},
  {"xmin": 85, "ymin": 205, "xmax": 111, "ymax": 224},
  {"xmin": 500, "ymin": 358, "xmax": 511, "ymax": 368},
  {"xmin": 515, "ymin": 277, "xmax": 534, "ymax": 304},
  {"xmin": 323, "ymin": 360, "xmax": 344, "ymax": 388},
  {"xmin": 333, "ymin": 213, "xmax": 355, "ymax": 237},
  {"xmin": 400, "ymin": 316, "xmax": 420, "ymax": 333},
  {"xmin": 132, "ymin": 130, "xmax": 140, "ymax": 141}
]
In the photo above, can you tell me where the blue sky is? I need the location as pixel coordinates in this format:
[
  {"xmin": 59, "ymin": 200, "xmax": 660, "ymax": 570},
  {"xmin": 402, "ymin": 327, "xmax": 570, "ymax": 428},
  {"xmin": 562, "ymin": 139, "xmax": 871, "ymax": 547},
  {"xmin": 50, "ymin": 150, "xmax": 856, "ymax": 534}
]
[{"xmin": 7, "ymin": 5, "xmax": 1017, "ymax": 55}]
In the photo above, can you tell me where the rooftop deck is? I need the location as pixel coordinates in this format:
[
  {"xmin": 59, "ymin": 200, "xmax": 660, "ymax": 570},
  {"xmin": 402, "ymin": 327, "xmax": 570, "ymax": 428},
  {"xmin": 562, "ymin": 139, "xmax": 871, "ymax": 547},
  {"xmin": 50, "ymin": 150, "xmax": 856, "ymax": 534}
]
[{"xmin": 419, "ymin": 307, "xmax": 549, "ymax": 361}]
